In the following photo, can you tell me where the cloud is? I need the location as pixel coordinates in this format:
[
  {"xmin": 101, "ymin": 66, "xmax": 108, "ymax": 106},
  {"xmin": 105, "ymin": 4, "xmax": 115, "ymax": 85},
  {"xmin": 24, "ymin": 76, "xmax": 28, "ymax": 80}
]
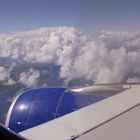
[
  {"xmin": 0, "ymin": 27, "xmax": 140, "ymax": 85},
  {"xmin": 0, "ymin": 66, "xmax": 9, "ymax": 82},
  {"xmin": 0, "ymin": 66, "xmax": 16, "ymax": 85},
  {"xmin": 18, "ymin": 68, "xmax": 40, "ymax": 87},
  {"xmin": 5, "ymin": 79, "xmax": 16, "ymax": 86},
  {"xmin": 127, "ymin": 77, "xmax": 140, "ymax": 83}
]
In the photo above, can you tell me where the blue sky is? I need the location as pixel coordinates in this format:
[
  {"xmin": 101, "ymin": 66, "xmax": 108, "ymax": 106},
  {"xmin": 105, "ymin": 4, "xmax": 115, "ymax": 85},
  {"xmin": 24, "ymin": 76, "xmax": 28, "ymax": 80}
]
[{"xmin": 0, "ymin": 0, "xmax": 140, "ymax": 34}]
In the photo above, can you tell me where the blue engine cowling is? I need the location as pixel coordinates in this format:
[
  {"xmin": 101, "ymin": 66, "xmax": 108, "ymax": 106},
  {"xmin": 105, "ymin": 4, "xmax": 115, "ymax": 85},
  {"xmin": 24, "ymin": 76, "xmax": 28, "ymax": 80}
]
[{"xmin": 5, "ymin": 87, "xmax": 105, "ymax": 133}]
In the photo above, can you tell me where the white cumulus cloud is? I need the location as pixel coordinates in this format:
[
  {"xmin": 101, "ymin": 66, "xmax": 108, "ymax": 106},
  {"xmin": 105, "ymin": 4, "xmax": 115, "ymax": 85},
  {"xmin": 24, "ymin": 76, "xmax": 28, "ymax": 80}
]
[
  {"xmin": 0, "ymin": 66, "xmax": 16, "ymax": 85},
  {"xmin": 18, "ymin": 69, "xmax": 40, "ymax": 87},
  {"xmin": 0, "ymin": 66, "xmax": 9, "ymax": 82},
  {"xmin": 0, "ymin": 27, "xmax": 140, "ymax": 85}
]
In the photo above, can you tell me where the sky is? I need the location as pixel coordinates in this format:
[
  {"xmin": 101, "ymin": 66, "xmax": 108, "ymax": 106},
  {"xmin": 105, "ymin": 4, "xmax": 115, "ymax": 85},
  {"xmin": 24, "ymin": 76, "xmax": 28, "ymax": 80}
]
[
  {"xmin": 0, "ymin": 1, "xmax": 139, "ymax": 88},
  {"xmin": 0, "ymin": 0, "xmax": 140, "ymax": 34}
]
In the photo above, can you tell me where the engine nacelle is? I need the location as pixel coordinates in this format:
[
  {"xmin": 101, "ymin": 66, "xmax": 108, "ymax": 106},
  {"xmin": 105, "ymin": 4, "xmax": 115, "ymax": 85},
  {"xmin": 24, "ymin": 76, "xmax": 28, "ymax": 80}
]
[{"xmin": 5, "ymin": 87, "xmax": 104, "ymax": 133}]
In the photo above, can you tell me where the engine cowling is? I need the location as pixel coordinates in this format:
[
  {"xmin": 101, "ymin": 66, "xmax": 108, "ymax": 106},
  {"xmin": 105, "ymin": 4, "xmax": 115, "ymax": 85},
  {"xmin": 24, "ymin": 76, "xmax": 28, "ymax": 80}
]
[{"xmin": 5, "ymin": 87, "xmax": 105, "ymax": 133}]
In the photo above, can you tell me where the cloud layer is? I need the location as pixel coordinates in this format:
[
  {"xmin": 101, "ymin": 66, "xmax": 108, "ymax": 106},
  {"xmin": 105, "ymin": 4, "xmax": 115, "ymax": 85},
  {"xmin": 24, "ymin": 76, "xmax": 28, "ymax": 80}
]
[{"xmin": 0, "ymin": 27, "xmax": 140, "ymax": 87}]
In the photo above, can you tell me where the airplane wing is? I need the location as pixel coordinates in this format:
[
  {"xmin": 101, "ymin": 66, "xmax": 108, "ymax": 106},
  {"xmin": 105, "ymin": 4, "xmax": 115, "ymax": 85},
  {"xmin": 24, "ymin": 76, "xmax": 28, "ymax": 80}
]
[{"xmin": 4, "ymin": 84, "xmax": 140, "ymax": 140}]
